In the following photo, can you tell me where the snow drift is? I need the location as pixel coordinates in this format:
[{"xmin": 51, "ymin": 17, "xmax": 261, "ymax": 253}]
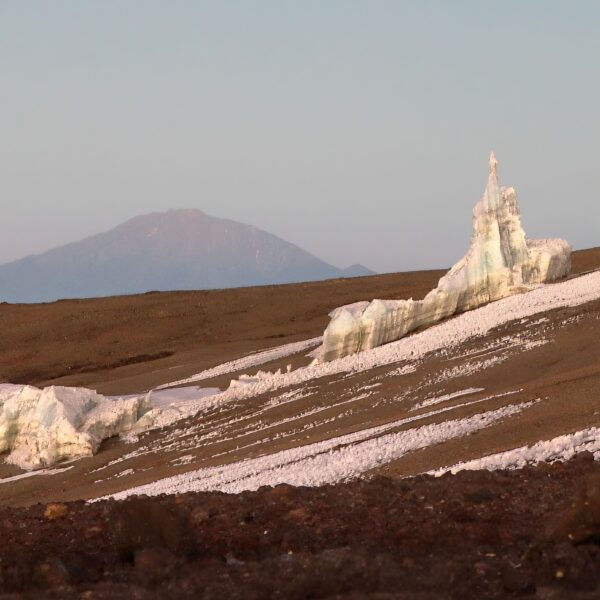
[
  {"xmin": 0, "ymin": 384, "xmax": 149, "ymax": 470},
  {"xmin": 318, "ymin": 153, "xmax": 572, "ymax": 361}
]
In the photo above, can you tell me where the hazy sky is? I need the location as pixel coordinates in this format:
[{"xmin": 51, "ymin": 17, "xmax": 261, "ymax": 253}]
[{"xmin": 1, "ymin": 1, "xmax": 598, "ymax": 273}]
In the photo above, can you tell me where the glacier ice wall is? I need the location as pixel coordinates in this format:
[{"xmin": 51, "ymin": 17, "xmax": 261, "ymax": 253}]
[
  {"xmin": 319, "ymin": 153, "xmax": 572, "ymax": 362},
  {"xmin": 0, "ymin": 384, "xmax": 149, "ymax": 470}
]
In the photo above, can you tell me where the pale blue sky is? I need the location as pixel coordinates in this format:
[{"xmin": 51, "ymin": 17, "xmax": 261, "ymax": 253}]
[{"xmin": 1, "ymin": 1, "xmax": 598, "ymax": 272}]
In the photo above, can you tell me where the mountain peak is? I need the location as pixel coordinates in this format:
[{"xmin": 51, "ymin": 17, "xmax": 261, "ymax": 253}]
[
  {"xmin": 0, "ymin": 211, "xmax": 371, "ymax": 303},
  {"xmin": 341, "ymin": 264, "xmax": 375, "ymax": 277}
]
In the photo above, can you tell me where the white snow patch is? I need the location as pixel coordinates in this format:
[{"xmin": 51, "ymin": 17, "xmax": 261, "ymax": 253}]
[
  {"xmin": 413, "ymin": 388, "xmax": 485, "ymax": 410},
  {"xmin": 148, "ymin": 387, "xmax": 219, "ymax": 408},
  {"xmin": 431, "ymin": 427, "xmax": 600, "ymax": 475},
  {"xmin": 156, "ymin": 337, "xmax": 322, "ymax": 389},
  {"xmin": 171, "ymin": 454, "xmax": 195, "ymax": 466},
  {"xmin": 113, "ymin": 468, "xmax": 135, "ymax": 479},
  {"xmin": 0, "ymin": 465, "xmax": 74, "ymax": 484},
  {"xmin": 428, "ymin": 356, "xmax": 508, "ymax": 385},
  {"xmin": 102, "ymin": 401, "xmax": 533, "ymax": 499}
]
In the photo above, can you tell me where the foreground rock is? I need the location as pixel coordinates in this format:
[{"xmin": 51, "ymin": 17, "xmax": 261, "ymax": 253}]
[
  {"xmin": 319, "ymin": 153, "xmax": 572, "ymax": 361},
  {"xmin": 0, "ymin": 384, "xmax": 148, "ymax": 469},
  {"xmin": 2, "ymin": 456, "xmax": 600, "ymax": 598}
]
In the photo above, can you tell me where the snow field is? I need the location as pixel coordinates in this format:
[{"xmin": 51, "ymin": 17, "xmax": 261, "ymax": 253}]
[
  {"xmin": 431, "ymin": 427, "xmax": 600, "ymax": 475},
  {"xmin": 104, "ymin": 401, "xmax": 535, "ymax": 498},
  {"xmin": 140, "ymin": 269, "xmax": 600, "ymax": 430},
  {"xmin": 155, "ymin": 337, "xmax": 322, "ymax": 389}
]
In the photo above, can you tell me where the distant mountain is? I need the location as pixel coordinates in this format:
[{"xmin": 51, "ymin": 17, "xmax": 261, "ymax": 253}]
[
  {"xmin": 0, "ymin": 209, "xmax": 375, "ymax": 303},
  {"xmin": 340, "ymin": 264, "xmax": 375, "ymax": 278}
]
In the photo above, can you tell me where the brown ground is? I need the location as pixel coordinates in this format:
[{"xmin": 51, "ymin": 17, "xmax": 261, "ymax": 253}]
[
  {"xmin": 0, "ymin": 247, "xmax": 595, "ymax": 396},
  {"xmin": 0, "ymin": 269, "xmax": 444, "ymax": 395},
  {"xmin": 568, "ymin": 246, "xmax": 600, "ymax": 274},
  {"xmin": 3, "ymin": 455, "xmax": 600, "ymax": 599},
  {"xmin": 1, "ymin": 253, "xmax": 599, "ymax": 507}
]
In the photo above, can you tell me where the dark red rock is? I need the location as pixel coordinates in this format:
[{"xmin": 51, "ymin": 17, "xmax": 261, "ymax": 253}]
[{"xmin": 1, "ymin": 456, "xmax": 600, "ymax": 597}]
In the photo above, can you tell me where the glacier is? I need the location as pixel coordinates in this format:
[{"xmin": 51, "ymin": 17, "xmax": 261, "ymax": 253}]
[
  {"xmin": 318, "ymin": 153, "xmax": 572, "ymax": 362},
  {"xmin": 0, "ymin": 384, "xmax": 149, "ymax": 470}
]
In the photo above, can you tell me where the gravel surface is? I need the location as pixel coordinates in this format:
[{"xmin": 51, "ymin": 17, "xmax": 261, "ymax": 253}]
[{"xmin": 2, "ymin": 454, "xmax": 600, "ymax": 599}]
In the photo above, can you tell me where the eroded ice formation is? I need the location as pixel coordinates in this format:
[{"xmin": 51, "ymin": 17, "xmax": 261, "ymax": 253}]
[
  {"xmin": 0, "ymin": 384, "xmax": 149, "ymax": 470},
  {"xmin": 319, "ymin": 153, "xmax": 572, "ymax": 362}
]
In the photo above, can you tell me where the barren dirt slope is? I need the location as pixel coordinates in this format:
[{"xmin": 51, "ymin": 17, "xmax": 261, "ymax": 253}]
[
  {"xmin": 0, "ymin": 269, "xmax": 443, "ymax": 394},
  {"xmin": 0, "ymin": 248, "xmax": 597, "ymax": 396},
  {"xmin": 1, "ymin": 248, "xmax": 599, "ymax": 507}
]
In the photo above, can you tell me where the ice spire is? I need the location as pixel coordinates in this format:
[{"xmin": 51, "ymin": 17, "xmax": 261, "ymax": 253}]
[
  {"xmin": 318, "ymin": 152, "xmax": 572, "ymax": 362},
  {"xmin": 489, "ymin": 151, "xmax": 498, "ymax": 176},
  {"xmin": 480, "ymin": 150, "xmax": 501, "ymax": 213}
]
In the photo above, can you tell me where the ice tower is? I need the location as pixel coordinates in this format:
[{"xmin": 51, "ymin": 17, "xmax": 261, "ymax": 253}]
[{"xmin": 318, "ymin": 154, "xmax": 572, "ymax": 361}]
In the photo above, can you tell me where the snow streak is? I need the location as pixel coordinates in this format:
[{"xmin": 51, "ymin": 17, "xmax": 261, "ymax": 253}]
[{"xmin": 104, "ymin": 401, "xmax": 533, "ymax": 499}]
